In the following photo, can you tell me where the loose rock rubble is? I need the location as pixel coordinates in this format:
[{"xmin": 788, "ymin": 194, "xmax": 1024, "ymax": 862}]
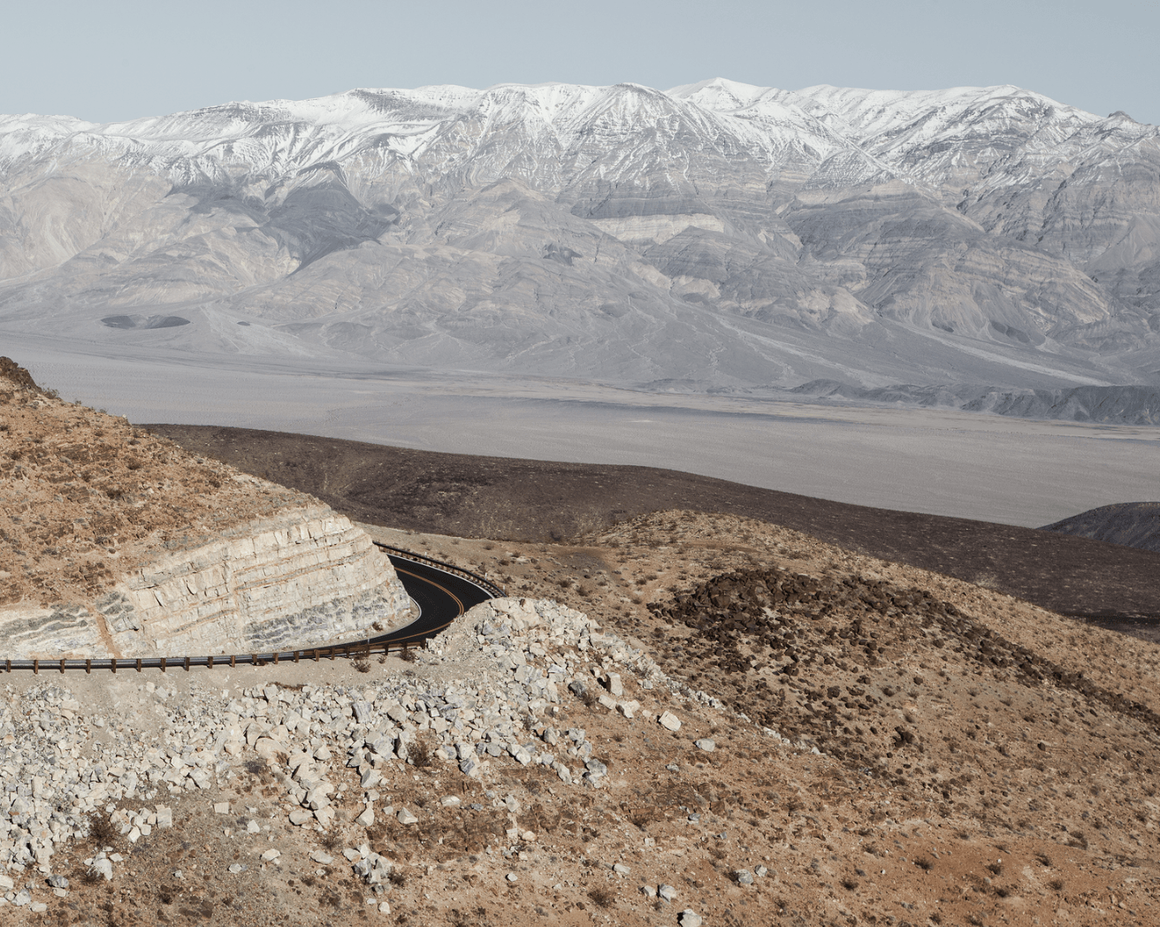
[{"xmin": 0, "ymin": 596, "xmax": 788, "ymax": 916}]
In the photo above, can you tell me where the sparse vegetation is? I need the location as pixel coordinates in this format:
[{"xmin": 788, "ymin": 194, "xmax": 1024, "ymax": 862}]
[
  {"xmin": 352, "ymin": 648, "xmax": 373, "ymax": 673},
  {"xmin": 587, "ymin": 887, "xmax": 615, "ymax": 908},
  {"xmin": 409, "ymin": 737, "xmax": 435, "ymax": 768}
]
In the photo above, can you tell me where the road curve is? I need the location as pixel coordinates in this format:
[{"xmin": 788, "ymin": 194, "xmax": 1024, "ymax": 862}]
[{"xmin": 376, "ymin": 551, "xmax": 499, "ymax": 646}]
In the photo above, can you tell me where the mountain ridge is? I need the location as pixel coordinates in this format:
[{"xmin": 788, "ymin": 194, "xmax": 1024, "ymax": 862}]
[{"xmin": 2, "ymin": 79, "xmax": 1158, "ymax": 404}]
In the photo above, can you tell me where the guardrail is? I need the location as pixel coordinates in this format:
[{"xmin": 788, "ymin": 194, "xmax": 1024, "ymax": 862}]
[
  {"xmin": 0, "ymin": 639, "xmax": 433, "ymax": 675},
  {"xmin": 372, "ymin": 542, "xmax": 507, "ymax": 598},
  {"xmin": 1, "ymin": 545, "xmax": 504, "ymax": 674}
]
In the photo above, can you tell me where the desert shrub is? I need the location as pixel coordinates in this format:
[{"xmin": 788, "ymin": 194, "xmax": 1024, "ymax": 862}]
[
  {"xmin": 587, "ymin": 887, "xmax": 615, "ymax": 908},
  {"xmin": 87, "ymin": 811, "xmax": 120, "ymax": 848},
  {"xmin": 410, "ymin": 738, "xmax": 435, "ymax": 768}
]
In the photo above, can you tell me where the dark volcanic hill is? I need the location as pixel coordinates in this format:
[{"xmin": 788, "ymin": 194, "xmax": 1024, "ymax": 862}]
[
  {"xmin": 1042, "ymin": 501, "xmax": 1160, "ymax": 552},
  {"xmin": 150, "ymin": 423, "xmax": 1160, "ymax": 641}
]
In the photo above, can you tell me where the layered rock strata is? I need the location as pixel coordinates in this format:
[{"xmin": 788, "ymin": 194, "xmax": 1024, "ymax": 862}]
[
  {"xmin": 0, "ymin": 358, "xmax": 412, "ymax": 659},
  {"xmin": 0, "ymin": 504, "xmax": 411, "ymax": 658}
]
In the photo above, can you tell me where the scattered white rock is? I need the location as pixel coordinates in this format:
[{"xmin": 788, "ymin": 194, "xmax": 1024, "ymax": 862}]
[
  {"xmin": 397, "ymin": 807, "xmax": 418, "ymax": 825},
  {"xmin": 0, "ymin": 596, "xmax": 762, "ymax": 920}
]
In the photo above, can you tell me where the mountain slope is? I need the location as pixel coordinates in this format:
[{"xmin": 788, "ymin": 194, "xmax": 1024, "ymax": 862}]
[
  {"xmin": 2, "ymin": 80, "xmax": 1158, "ymax": 396},
  {"xmin": 0, "ymin": 357, "xmax": 411, "ymax": 658},
  {"xmin": 1042, "ymin": 501, "xmax": 1160, "ymax": 552}
]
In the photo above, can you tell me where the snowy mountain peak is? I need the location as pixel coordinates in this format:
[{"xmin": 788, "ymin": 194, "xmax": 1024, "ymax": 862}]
[{"xmin": 1, "ymin": 79, "xmax": 1157, "ymax": 400}]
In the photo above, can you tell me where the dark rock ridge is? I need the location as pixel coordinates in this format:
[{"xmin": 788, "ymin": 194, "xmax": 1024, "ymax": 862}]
[
  {"xmin": 1041, "ymin": 502, "xmax": 1160, "ymax": 553},
  {"xmin": 789, "ymin": 380, "xmax": 1160, "ymax": 424}
]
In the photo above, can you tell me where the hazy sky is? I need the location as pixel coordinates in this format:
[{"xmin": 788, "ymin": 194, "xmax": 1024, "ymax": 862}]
[{"xmin": 6, "ymin": 0, "xmax": 1158, "ymax": 125}]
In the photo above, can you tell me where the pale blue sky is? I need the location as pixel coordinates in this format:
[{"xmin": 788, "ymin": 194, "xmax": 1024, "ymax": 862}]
[{"xmin": 6, "ymin": 0, "xmax": 1158, "ymax": 125}]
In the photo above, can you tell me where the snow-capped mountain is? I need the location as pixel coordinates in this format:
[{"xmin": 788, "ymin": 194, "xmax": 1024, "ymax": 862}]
[{"xmin": 1, "ymin": 78, "xmax": 1157, "ymax": 396}]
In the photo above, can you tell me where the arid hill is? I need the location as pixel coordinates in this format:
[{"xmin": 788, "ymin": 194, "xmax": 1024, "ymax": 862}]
[
  {"xmin": 150, "ymin": 424, "xmax": 1160, "ymax": 642},
  {"xmin": 3, "ymin": 360, "xmax": 1159, "ymax": 925},
  {"xmin": 9, "ymin": 509, "xmax": 1160, "ymax": 927},
  {"xmin": 1043, "ymin": 502, "xmax": 1160, "ymax": 554},
  {"xmin": 0, "ymin": 358, "xmax": 409, "ymax": 657}
]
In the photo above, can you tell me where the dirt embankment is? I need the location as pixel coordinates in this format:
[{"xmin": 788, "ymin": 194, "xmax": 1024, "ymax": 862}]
[{"xmin": 0, "ymin": 360, "xmax": 312, "ymax": 608}]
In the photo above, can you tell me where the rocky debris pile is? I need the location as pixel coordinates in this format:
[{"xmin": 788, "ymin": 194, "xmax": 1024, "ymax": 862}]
[
  {"xmin": 0, "ymin": 357, "xmax": 42, "ymax": 394},
  {"xmin": 0, "ymin": 597, "xmax": 783, "ymax": 914}
]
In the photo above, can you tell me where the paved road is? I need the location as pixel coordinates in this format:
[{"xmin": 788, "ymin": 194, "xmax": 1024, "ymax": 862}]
[{"xmin": 377, "ymin": 553, "xmax": 497, "ymax": 646}]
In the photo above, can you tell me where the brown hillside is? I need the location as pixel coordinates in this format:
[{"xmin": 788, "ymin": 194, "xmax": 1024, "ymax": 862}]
[
  {"xmin": 0, "ymin": 361, "xmax": 310, "ymax": 608},
  {"xmin": 150, "ymin": 424, "xmax": 1160, "ymax": 641},
  {"xmin": 7, "ymin": 510, "xmax": 1160, "ymax": 927}
]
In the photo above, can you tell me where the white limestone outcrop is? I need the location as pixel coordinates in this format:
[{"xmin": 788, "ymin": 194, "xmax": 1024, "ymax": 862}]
[{"xmin": 0, "ymin": 504, "xmax": 410, "ymax": 658}]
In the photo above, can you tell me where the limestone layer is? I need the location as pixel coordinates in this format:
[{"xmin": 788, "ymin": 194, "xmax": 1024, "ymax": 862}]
[{"xmin": 0, "ymin": 504, "xmax": 412, "ymax": 659}]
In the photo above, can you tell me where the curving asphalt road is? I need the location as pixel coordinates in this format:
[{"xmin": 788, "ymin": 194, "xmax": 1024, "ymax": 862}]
[{"xmin": 376, "ymin": 553, "xmax": 498, "ymax": 646}]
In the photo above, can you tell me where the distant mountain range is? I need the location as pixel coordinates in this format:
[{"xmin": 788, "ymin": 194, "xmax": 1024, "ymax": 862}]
[{"xmin": 2, "ymin": 79, "xmax": 1158, "ymax": 418}]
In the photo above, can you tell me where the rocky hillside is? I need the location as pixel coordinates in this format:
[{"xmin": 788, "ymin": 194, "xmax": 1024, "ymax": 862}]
[
  {"xmin": 0, "ymin": 358, "xmax": 410, "ymax": 658},
  {"xmin": 1042, "ymin": 501, "xmax": 1160, "ymax": 553},
  {"xmin": 2, "ymin": 512, "xmax": 1159, "ymax": 925}
]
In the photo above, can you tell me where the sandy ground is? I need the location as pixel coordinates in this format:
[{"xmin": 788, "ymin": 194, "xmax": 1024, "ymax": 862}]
[{"xmin": 5, "ymin": 333, "xmax": 1158, "ymax": 529}]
